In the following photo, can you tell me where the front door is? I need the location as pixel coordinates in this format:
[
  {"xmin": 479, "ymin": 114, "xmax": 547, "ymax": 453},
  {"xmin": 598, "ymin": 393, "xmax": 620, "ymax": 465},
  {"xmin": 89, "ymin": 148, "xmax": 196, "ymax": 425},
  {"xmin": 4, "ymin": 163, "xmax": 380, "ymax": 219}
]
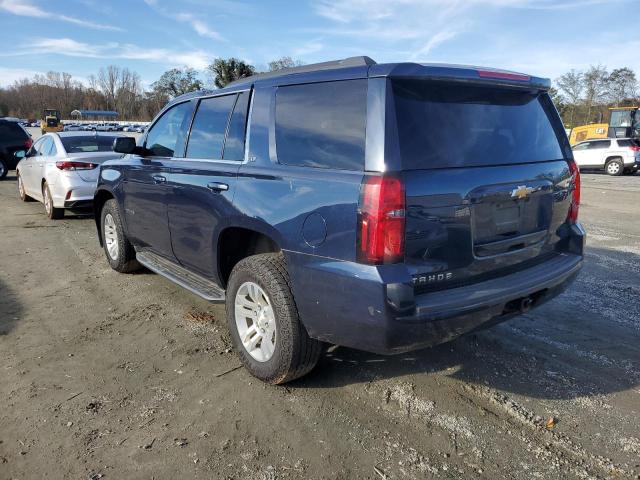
[
  {"xmin": 167, "ymin": 91, "xmax": 250, "ymax": 281},
  {"xmin": 123, "ymin": 100, "xmax": 194, "ymax": 259}
]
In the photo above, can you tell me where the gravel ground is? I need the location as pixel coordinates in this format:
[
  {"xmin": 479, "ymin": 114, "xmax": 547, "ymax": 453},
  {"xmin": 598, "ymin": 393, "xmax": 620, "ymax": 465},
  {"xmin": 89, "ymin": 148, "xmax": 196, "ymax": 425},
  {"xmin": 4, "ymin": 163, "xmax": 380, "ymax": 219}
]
[{"xmin": 0, "ymin": 170, "xmax": 639, "ymax": 480}]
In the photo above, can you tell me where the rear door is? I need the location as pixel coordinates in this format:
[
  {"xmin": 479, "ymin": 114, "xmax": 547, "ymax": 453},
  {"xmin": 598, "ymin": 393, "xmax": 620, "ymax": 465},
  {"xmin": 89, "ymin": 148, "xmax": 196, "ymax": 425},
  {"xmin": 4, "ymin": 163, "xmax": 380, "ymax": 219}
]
[
  {"xmin": 389, "ymin": 79, "xmax": 575, "ymax": 289},
  {"xmin": 166, "ymin": 91, "xmax": 250, "ymax": 281},
  {"xmin": 122, "ymin": 101, "xmax": 193, "ymax": 259}
]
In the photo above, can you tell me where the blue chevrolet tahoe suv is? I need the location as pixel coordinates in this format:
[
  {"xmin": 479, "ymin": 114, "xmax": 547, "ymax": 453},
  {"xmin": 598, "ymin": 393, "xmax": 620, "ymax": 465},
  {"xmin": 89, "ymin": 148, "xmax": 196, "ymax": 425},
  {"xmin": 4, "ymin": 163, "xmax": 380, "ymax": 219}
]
[{"xmin": 94, "ymin": 57, "xmax": 585, "ymax": 384}]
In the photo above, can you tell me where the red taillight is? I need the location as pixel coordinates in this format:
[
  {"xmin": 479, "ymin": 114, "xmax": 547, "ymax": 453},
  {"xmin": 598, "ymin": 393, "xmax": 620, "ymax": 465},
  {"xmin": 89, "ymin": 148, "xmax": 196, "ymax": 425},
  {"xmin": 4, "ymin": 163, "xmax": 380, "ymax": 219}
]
[
  {"xmin": 24, "ymin": 138, "xmax": 33, "ymax": 149},
  {"xmin": 55, "ymin": 161, "xmax": 98, "ymax": 171},
  {"xmin": 477, "ymin": 69, "xmax": 530, "ymax": 82},
  {"xmin": 567, "ymin": 159, "xmax": 580, "ymax": 223},
  {"xmin": 357, "ymin": 175, "xmax": 405, "ymax": 264},
  {"xmin": 629, "ymin": 145, "xmax": 640, "ymax": 152}
]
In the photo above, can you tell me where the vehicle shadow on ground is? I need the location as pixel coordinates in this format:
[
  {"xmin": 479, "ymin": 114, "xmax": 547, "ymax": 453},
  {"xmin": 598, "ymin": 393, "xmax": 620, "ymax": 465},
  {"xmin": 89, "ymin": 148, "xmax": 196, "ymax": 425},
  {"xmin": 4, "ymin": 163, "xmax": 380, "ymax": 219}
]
[
  {"xmin": 0, "ymin": 278, "xmax": 22, "ymax": 335},
  {"xmin": 296, "ymin": 246, "xmax": 640, "ymax": 401}
]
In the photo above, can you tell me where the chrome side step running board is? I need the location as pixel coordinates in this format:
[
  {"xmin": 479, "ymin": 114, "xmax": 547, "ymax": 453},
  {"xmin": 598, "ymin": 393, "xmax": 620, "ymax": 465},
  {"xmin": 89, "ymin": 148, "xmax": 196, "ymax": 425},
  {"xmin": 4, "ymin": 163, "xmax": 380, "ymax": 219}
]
[{"xmin": 136, "ymin": 250, "xmax": 225, "ymax": 303}]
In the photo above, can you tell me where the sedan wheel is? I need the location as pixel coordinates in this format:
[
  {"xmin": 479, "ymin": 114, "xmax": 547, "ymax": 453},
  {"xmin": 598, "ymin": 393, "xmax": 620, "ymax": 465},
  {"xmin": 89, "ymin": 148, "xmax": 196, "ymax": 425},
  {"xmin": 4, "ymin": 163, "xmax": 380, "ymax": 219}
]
[
  {"xmin": 235, "ymin": 282, "xmax": 277, "ymax": 362},
  {"xmin": 0, "ymin": 159, "xmax": 6, "ymax": 180},
  {"xmin": 43, "ymin": 182, "xmax": 64, "ymax": 219}
]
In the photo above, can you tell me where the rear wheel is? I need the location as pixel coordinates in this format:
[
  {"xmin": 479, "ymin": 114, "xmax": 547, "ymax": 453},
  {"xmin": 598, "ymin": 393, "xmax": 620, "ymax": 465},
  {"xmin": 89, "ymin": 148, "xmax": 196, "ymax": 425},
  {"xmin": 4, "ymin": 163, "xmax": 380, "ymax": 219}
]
[
  {"xmin": 0, "ymin": 159, "xmax": 7, "ymax": 180},
  {"xmin": 226, "ymin": 253, "xmax": 322, "ymax": 384},
  {"xmin": 101, "ymin": 199, "xmax": 140, "ymax": 273},
  {"xmin": 17, "ymin": 172, "xmax": 33, "ymax": 201},
  {"xmin": 605, "ymin": 158, "xmax": 624, "ymax": 176},
  {"xmin": 43, "ymin": 182, "xmax": 64, "ymax": 219}
]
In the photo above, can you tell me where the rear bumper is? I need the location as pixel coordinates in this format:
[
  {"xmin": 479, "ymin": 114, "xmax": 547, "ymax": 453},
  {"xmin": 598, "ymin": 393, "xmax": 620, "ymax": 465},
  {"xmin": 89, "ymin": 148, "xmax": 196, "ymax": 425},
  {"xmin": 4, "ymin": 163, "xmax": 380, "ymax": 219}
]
[{"xmin": 288, "ymin": 223, "xmax": 585, "ymax": 355}]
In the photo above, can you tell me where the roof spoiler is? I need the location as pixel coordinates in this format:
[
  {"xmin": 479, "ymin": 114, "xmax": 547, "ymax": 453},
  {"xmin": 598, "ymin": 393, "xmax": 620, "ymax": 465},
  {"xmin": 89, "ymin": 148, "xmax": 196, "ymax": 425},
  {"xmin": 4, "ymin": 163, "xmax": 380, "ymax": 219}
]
[{"xmin": 371, "ymin": 63, "xmax": 551, "ymax": 90}]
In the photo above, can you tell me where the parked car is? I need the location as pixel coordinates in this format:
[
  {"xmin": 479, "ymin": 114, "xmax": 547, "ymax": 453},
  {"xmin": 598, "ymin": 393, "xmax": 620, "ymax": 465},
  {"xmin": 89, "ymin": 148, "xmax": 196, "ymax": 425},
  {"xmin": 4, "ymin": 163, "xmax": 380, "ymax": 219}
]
[
  {"xmin": 571, "ymin": 137, "xmax": 640, "ymax": 175},
  {"xmin": 16, "ymin": 132, "xmax": 124, "ymax": 219},
  {"xmin": 0, "ymin": 118, "xmax": 33, "ymax": 179},
  {"xmin": 64, "ymin": 124, "xmax": 83, "ymax": 131},
  {"xmin": 94, "ymin": 57, "xmax": 584, "ymax": 384}
]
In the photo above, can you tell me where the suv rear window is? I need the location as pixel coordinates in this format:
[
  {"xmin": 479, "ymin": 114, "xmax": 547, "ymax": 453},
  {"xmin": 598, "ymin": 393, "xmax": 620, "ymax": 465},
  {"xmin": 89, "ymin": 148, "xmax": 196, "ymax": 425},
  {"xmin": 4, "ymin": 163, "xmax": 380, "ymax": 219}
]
[
  {"xmin": 0, "ymin": 122, "xmax": 28, "ymax": 141},
  {"xmin": 275, "ymin": 79, "xmax": 367, "ymax": 171},
  {"xmin": 391, "ymin": 80, "xmax": 566, "ymax": 170}
]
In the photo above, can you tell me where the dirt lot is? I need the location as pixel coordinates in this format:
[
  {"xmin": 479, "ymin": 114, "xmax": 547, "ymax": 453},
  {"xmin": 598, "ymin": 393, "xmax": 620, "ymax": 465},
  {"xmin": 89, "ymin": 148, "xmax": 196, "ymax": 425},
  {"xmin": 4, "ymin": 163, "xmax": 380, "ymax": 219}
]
[{"xmin": 1, "ymin": 171, "xmax": 639, "ymax": 480}]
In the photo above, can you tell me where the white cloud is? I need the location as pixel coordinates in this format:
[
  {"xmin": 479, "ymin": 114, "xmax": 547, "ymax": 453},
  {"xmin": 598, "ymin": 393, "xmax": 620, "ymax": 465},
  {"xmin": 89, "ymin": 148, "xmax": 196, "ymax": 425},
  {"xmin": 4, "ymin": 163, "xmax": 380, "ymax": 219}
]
[
  {"xmin": 0, "ymin": 0, "xmax": 123, "ymax": 31},
  {"xmin": 176, "ymin": 13, "xmax": 224, "ymax": 41},
  {"xmin": 143, "ymin": 1, "xmax": 224, "ymax": 41},
  {"xmin": 0, "ymin": 67, "xmax": 44, "ymax": 86},
  {"xmin": 8, "ymin": 38, "xmax": 213, "ymax": 70}
]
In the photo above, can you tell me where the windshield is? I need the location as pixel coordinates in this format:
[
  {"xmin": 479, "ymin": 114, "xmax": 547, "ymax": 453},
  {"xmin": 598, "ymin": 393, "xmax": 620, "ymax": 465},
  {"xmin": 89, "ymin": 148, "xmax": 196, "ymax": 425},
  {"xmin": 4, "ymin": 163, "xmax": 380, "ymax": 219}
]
[
  {"xmin": 391, "ymin": 80, "xmax": 566, "ymax": 169},
  {"xmin": 61, "ymin": 135, "xmax": 118, "ymax": 153}
]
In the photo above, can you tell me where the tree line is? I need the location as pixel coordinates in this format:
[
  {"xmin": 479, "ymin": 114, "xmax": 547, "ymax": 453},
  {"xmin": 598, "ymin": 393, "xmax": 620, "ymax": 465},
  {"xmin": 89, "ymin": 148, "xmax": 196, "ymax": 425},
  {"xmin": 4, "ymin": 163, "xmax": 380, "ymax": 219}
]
[
  {"xmin": 0, "ymin": 56, "xmax": 301, "ymax": 121},
  {"xmin": 2, "ymin": 57, "xmax": 637, "ymax": 127},
  {"xmin": 553, "ymin": 65, "xmax": 637, "ymax": 127}
]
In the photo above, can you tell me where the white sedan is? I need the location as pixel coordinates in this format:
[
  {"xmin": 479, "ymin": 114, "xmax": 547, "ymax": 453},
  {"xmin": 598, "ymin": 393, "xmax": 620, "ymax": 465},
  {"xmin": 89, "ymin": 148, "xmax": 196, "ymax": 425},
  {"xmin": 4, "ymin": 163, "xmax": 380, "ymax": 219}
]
[{"xmin": 16, "ymin": 132, "xmax": 124, "ymax": 219}]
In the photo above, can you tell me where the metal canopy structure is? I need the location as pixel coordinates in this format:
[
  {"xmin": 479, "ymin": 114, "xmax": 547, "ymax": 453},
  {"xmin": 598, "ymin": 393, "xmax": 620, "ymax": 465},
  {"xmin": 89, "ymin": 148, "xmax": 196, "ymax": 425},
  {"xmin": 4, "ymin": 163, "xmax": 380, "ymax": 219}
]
[{"xmin": 70, "ymin": 109, "xmax": 119, "ymax": 120}]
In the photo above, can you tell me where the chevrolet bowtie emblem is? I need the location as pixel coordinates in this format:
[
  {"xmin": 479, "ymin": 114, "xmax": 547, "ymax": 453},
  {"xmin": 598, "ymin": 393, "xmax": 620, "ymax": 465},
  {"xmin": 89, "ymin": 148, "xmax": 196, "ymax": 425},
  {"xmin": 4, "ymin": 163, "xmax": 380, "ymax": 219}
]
[{"xmin": 511, "ymin": 185, "xmax": 535, "ymax": 199}]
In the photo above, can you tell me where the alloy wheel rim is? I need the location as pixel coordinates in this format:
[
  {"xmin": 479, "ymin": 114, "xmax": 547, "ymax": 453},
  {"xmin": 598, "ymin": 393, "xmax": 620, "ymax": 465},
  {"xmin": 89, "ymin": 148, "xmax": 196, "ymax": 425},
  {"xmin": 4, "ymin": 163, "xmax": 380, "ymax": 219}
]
[
  {"xmin": 608, "ymin": 163, "xmax": 620, "ymax": 174},
  {"xmin": 104, "ymin": 213, "xmax": 119, "ymax": 260},
  {"xmin": 44, "ymin": 187, "xmax": 51, "ymax": 215},
  {"xmin": 234, "ymin": 281, "xmax": 276, "ymax": 362},
  {"xmin": 18, "ymin": 175, "xmax": 24, "ymax": 198},
  {"xmin": 0, "ymin": 163, "xmax": 5, "ymax": 177}
]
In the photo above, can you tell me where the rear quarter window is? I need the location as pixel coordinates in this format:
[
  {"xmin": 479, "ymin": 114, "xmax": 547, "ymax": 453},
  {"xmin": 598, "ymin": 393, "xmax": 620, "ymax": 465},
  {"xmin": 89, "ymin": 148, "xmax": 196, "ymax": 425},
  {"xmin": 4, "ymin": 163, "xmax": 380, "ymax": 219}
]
[
  {"xmin": 391, "ymin": 80, "xmax": 566, "ymax": 169},
  {"xmin": 275, "ymin": 79, "xmax": 367, "ymax": 171},
  {"xmin": 0, "ymin": 122, "xmax": 28, "ymax": 141}
]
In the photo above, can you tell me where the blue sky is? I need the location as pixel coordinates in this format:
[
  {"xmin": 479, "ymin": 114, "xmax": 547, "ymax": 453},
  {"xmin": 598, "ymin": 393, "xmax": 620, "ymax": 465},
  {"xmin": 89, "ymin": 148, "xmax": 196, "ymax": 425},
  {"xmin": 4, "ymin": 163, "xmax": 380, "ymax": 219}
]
[{"xmin": 0, "ymin": 0, "xmax": 638, "ymax": 89}]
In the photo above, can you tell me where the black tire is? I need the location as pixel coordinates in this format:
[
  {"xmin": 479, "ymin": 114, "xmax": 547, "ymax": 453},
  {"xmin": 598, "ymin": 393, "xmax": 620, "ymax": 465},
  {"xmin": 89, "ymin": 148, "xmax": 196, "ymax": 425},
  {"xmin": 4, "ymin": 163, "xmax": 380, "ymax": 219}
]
[
  {"xmin": 226, "ymin": 253, "xmax": 322, "ymax": 384},
  {"xmin": 605, "ymin": 158, "xmax": 624, "ymax": 176},
  {"xmin": 17, "ymin": 172, "xmax": 33, "ymax": 201},
  {"xmin": 0, "ymin": 158, "xmax": 7, "ymax": 180},
  {"xmin": 100, "ymin": 199, "xmax": 140, "ymax": 273},
  {"xmin": 42, "ymin": 182, "xmax": 64, "ymax": 219}
]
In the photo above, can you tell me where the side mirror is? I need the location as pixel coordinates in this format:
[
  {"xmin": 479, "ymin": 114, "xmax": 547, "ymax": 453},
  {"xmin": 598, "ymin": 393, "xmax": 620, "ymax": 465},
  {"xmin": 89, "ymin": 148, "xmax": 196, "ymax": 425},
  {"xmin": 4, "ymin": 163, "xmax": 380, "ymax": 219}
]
[
  {"xmin": 113, "ymin": 137, "xmax": 137, "ymax": 154},
  {"xmin": 13, "ymin": 150, "xmax": 26, "ymax": 160}
]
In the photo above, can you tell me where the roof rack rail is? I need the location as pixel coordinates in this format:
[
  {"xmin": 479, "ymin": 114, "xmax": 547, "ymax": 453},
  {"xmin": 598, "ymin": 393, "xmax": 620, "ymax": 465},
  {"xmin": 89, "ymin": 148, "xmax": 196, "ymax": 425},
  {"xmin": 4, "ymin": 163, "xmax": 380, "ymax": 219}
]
[{"xmin": 226, "ymin": 56, "xmax": 377, "ymax": 87}]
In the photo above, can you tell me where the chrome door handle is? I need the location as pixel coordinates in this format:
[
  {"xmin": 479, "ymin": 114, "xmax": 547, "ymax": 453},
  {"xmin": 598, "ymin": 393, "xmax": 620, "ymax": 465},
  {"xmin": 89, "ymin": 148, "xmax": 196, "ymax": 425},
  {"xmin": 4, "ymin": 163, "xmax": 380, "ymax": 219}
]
[
  {"xmin": 152, "ymin": 175, "xmax": 166, "ymax": 184},
  {"xmin": 207, "ymin": 182, "xmax": 229, "ymax": 192}
]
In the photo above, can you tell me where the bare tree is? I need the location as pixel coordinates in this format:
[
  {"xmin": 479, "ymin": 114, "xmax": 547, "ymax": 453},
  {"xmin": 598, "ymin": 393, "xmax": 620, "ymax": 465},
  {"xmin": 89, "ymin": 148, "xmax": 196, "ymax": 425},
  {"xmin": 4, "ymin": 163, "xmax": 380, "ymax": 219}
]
[
  {"xmin": 267, "ymin": 56, "xmax": 304, "ymax": 72},
  {"xmin": 583, "ymin": 65, "xmax": 609, "ymax": 123},
  {"xmin": 607, "ymin": 67, "xmax": 637, "ymax": 106},
  {"xmin": 556, "ymin": 70, "xmax": 584, "ymax": 126}
]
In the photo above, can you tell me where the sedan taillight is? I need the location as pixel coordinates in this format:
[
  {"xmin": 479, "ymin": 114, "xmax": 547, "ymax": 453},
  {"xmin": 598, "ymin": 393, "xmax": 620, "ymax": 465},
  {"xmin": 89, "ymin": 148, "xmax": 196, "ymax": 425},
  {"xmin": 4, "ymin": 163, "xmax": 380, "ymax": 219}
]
[
  {"xmin": 55, "ymin": 161, "xmax": 98, "ymax": 171},
  {"xmin": 24, "ymin": 138, "xmax": 33, "ymax": 149}
]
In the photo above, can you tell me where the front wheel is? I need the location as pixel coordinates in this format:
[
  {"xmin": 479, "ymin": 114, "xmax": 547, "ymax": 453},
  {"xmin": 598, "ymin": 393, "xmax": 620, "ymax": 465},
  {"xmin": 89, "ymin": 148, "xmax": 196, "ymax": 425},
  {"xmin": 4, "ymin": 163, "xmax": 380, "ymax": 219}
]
[
  {"xmin": 0, "ymin": 159, "xmax": 7, "ymax": 180},
  {"xmin": 17, "ymin": 172, "xmax": 33, "ymax": 201},
  {"xmin": 100, "ymin": 199, "xmax": 140, "ymax": 273},
  {"xmin": 43, "ymin": 182, "xmax": 64, "ymax": 219},
  {"xmin": 226, "ymin": 253, "xmax": 322, "ymax": 384}
]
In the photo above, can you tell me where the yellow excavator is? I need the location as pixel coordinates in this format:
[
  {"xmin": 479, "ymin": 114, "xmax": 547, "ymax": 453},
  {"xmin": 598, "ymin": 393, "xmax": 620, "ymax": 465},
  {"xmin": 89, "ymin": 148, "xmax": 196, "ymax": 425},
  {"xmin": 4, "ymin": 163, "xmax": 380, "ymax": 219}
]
[
  {"xmin": 569, "ymin": 106, "xmax": 639, "ymax": 145},
  {"xmin": 40, "ymin": 109, "xmax": 64, "ymax": 135}
]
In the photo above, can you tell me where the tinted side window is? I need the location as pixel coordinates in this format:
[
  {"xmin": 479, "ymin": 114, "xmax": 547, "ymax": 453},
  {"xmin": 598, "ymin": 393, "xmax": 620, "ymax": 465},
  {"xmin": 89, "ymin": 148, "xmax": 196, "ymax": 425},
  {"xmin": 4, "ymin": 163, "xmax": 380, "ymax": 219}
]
[
  {"xmin": 223, "ymin": 92, "xmax": 250, "ymax": 161},
  {"xmin": 275, "ymin": 79, "xmax": 367, "ymax": 170},
  {"xmin": 146, "ymin": 101, "xmax": 193, "ymax": 157},
  {"xmin": 186, "ymin": 94, "xmax": 236, "ymax": 160},
  {"xmin": 588, "ymin": 140, "xmax": 610, "ymax": 149}
]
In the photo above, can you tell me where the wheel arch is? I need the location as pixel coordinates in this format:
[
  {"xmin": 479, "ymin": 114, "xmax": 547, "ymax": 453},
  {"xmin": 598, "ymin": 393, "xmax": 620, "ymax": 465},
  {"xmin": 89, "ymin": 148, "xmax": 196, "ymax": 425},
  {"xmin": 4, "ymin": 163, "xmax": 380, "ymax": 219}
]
[{"xmin": 217, "ymin": 225, "xmax": 282, "ymax": 289}]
